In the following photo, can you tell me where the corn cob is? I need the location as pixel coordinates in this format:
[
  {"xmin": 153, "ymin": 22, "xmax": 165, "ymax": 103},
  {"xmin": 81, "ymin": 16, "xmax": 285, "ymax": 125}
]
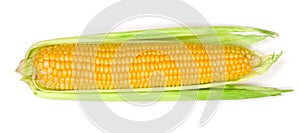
[
  {"xmin": 31, "ymin": 42, "xmax": 258, "ymax": 90},
  {"xmin": 17, "ymin": 26, "xmax": 291, "ymax": 100}
]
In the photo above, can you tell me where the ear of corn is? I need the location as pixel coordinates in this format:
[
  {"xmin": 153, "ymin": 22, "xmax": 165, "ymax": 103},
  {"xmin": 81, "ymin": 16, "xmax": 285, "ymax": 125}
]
[{"xmin": 16, "ymin": 26, "xmax": 291, "ymax": 100}]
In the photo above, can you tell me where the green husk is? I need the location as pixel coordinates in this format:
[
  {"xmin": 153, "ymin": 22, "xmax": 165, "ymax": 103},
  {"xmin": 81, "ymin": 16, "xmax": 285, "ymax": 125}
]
[
  {"xmin": 32, "ymin": 84, "xmax": 292, "ymax": 101},
  {"xmin": 17, "ymin": 26, "xmax": 292, "ymax": 101},
  {"xmin": 25, "ymin": 26, "xmax": 277, "ymax": 59}
]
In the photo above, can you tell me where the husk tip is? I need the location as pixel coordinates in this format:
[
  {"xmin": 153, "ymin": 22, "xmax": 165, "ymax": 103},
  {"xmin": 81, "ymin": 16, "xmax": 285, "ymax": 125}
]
[
  {"xmin": 280, "ymin": 89, "xmax": 294, "ymax": 93},
  {"xmin": 16, "ymin": 59, "xmax": 25, "ymax": 74},
  {"xmin": 270, "ymin": 31, "xmax": 279, "ymax": 38}
]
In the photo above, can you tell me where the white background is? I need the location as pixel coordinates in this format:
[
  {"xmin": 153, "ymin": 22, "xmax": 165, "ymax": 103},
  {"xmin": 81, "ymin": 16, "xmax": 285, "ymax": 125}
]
[{"xmin": 1, "ymin": 0, "xmax": 299, "ymax": 133}]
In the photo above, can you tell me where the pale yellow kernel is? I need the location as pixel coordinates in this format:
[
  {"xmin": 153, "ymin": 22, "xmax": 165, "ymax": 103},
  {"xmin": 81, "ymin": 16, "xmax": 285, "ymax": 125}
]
[
  {"xmin": 60, "ymin": 84, "xmax": 65, "ymax": 90},
  {"xmin": 52, "ymin": 69, "xmax": 57, "ymax": 76},
  {"xmin": 232, "ymin": 65, "xmax": 236, "ymax": 70},
  {"xmin": 45, "ymin": 82, "xmax": 53, "ymax": 88},
  {"xmin": 47, "ymin": 67, "xmax": 52, "ymax": 73},
  {"xmin": 200, "ymin": 79, "xmax": 205, "ymax": 84},
  {"xmin": 36, "ymin": 55, "xmax": 43, "ymax": 62},
  {"xmin": 229, "ymin": 53, "xmax": 235, "ymax": 59},
  {"xmin": 69, "ymin": 56, "xmax": 73, "ymax": 62},
  {"xmin": 227, "ymin": 65, "xmax": 232, "ymax": 72},
  {"xmin": 49, "ymin": 54, "xmax": 55, "ymax": 60},
  {"xmin": 207, "ymin": 67, "xmax": 212, "ymax": 73},
  {"xmin": 230, "ymin": 60, "xmax": 234, "ymax": 65},
  {"xmin": 60, "ymin": 78, "xmax": 65, "ymax": 84},
  {"xmin": 57, "ymin": 71, "xmax": 62, "ymax": 77},
  {"xmin": 55, "ymin": 54, "xmax": 60, "ymax": 61},
  {"xmin": 55, "ymin": 62, "xmax": 60, "ymax": 70},
  {"xmin": 67, "ymin": 70, "xmax": 72, "ymax": 77},
  {"xmin": 61, "ymin": 62, "xmax": 65, "ymax": 70},
  {"xmin": 236, "ymin": 64, "xmax": 241, "ymax": 69},
  {"xmin": 37, "ymin": 63, "xmax": 43, "ymax": 70},
  {"xmin": 50, "ymin": 61, "xmax": 55, "ymax": 68},
  {"xmin": 48, "ymin": 75, "xmax": 53, "ymax": 81},
  {"xmin": 204, "ymin": 78, "xmax": 209, "ymax": 83},
  {"xmin": 62, "ymin": 70, "xmax": 67, "ymax": 78},
  {"xmin": 55, "ymin": 84, "xmax": 60, "ymax": 90},
  {"xmin": 44, "ymin": 61, "xmax": 49, "ymax": 68},
  {"xmin": 43, "ymin": 54, "xmax": 49, "ymax": 60},
  {"xmin": 42, "ymin": 75, "xmax": 48, "ymax": 82}
]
